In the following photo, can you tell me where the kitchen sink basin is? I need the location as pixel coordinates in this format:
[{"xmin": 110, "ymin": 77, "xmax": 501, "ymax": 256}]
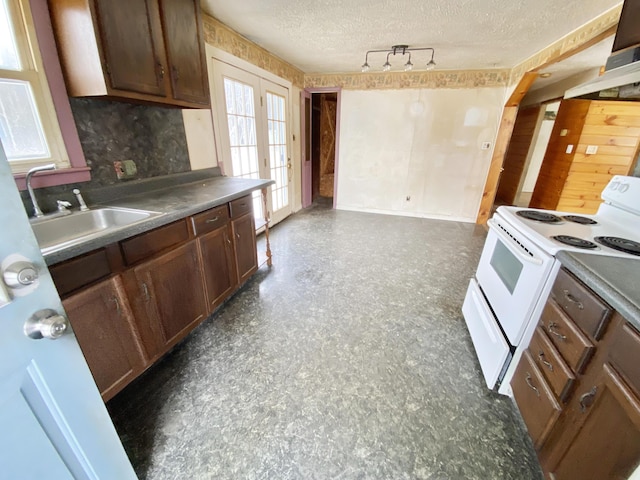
[{"xmin": 30, "ymin": 207, "xmax": 163, "ymax": 253}]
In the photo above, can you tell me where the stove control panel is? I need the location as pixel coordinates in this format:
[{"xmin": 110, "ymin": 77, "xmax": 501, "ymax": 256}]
[{"xmin": 601, "ymin": 175, "xmax": 640, "ymax": 214}]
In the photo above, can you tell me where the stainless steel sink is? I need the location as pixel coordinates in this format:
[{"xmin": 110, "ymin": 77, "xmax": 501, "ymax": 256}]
[{"xmin": 30, "ymin": 207, "xmax": 163, "ymax": 253}]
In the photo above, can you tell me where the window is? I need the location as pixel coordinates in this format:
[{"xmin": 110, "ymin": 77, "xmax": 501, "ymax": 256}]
[{"xmin": 0, "ymin": 0, "xmax": 69, "ymax": 174}]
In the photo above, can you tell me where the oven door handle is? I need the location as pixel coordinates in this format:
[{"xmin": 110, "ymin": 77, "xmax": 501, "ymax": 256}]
[{"xmin": 487, "ymin": 219, "xmax": 544, "ymax": 266}]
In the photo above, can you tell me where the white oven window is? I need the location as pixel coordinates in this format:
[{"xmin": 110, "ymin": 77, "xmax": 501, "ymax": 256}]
[{"xmin": 489, "ymin": 241, "xmax": 523, "ymax": 294}]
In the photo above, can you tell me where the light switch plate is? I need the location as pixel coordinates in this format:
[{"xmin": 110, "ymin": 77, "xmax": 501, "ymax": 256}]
[
  {"xmin": 560, "ymin": 129, "xmax": 569, "ymax": 136},
  {"xmin": 586, "ymin": 145, "xmax": 599, "ymax": 154},
  {"xmin": 566, "ymin": 144, "xmax": 574, "ymax": 154}
]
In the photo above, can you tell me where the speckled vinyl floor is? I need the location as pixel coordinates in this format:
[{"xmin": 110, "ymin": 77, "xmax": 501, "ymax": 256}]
[{"xmin": 107, "ymin": 204, "xmax": 544, "ymax": 480}]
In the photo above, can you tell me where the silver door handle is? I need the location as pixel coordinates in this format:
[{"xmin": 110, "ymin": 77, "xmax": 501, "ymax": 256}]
[{"xmin": 24, "ymin": 308, "xmax": 68, "ymax": 340}]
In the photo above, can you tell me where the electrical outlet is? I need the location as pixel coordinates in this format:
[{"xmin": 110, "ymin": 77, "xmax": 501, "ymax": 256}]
[{"xmin": 114, "ymin": 160, "xmax": 137, "ymax": 180}]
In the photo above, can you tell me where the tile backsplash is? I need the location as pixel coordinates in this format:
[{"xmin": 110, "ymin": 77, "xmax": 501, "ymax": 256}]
[{"xmin": 21, "ymin": 98, "xmax": 192, "ymax": 213}]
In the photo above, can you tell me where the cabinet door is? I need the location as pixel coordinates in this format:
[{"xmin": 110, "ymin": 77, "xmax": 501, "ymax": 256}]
[
  {"xmin": 232, "ymin": 213, "xmax": 258, "ymax": 285},
  {"xmin": 94, "ymin": 0, "xmax": 167, "ymax": 96},
  {"xmin": 550, "ymin": 364, "xmax": 640, "ymax": 480},
  {"xmin": 159, "ymin": 0, "xmax": 209, "ymax": 105},
  {"xmin": 512, "ymin": 350, "xmax": 562, "ymax": 450},
  {"xmin": 133, "ymin": 241, "xmax": 207, "ymax": 350},
  {"xmin": 199, "ymin": 225, "xmax": 237, "ymax": 312},
  {"xmin": 63, "ymin": 277, "xmax": 146, "ymax": 401}
]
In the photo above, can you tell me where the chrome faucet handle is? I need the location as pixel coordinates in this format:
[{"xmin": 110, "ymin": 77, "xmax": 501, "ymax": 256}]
[
  {"xmin": 56, "ymin": 200, "xmax": 72, "ymax": 213},
  {"xmin": 72, "ymin": 188, "xmax": 89, "ymax": 211}
]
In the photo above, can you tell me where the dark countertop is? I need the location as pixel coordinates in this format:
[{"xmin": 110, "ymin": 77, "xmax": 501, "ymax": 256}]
[
  {"xmin": 556, "ymin": 251, "xmax": 640, "ymax": 331},
  {"xmin": 41, "ymin": 171, "xmax": 274, "ymax": 266}
]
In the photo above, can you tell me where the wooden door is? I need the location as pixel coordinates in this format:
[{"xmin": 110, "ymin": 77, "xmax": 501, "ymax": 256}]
[
  {"xmin": 159, "ymin": 0, "xmax": 209, "ymax": 105},
  {"xmin": 63, "ymin": 277, "xmax": 147, "ymax": 401},
  {"xmin": 231, "ymin": 213, "xmax": 258, "ymax": 285},
  {"xmin": 530, "ymin": 100, "xmax": 591, "ymax": 210},
  {"xmin": 94, "ymin": 0, "xmax": 167, "ymax": 96},
  {"xmin": 133, "ymin": 241, "xmax": 207, "ymax": 350},
  {"xmin": 198, "ymin": 225, "xmax": 236, "ymax": 312},
  {"xmin": 550, "ymin": 364, "xmax": 640, "ymax": 479},
  {"xmin": 494, "ymin": 106, "xmax": 541, "ymax": 205}
]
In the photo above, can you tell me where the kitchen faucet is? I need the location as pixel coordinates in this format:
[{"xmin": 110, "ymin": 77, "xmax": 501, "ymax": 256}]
[{"xmin": 26, "ymin": 164, "xmax": 56, "ymax": 217}]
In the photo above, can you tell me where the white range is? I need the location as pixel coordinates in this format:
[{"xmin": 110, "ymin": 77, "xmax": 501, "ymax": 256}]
[{"xmin": 463, "ymin": 175, "xmax": 640, "ymax": 396}]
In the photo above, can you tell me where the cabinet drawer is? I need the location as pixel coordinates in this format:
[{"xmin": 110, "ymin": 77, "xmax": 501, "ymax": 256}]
[
  {"xmin": 551, "ymin": 268, "xmax": 612, "ymax": 341},
  {"xmin": 529, "ymin": 327, "xmax": 575, "ymax": 402},
  {"xmin": 191, "ymin": 205, "xmax": 229, "ymax": 236},
  {"xmin": 540, "ymin": 300, "xmax": 595, "ymax": 374},
  {"xmin": 120, "ymin": 220, "xmax": 189, "ymax": 265},
  {"xmin": 229, "ymin": 195, "xmax": 253, "ymax": 218},
  {"xmin": 512, "ymin": 350, "xmax": 562, "ymax": 450},
  {"xmin": 609, "ymin": 322, "xmax": 640, "ymax": 399},
  {"xmin": 50, "ymin": 249, "xmax": 112, "ymax": 297}
]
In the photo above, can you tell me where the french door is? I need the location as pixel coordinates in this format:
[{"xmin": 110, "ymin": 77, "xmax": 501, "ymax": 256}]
[{"xmin": 212, "ymin": 60, "xmax": 292, "ymax": 226}]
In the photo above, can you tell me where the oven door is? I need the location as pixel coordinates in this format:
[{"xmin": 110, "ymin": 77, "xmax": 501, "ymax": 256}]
[{"xmin": 476, "ymin": 217, "xmax": 554, "ymax": 345}]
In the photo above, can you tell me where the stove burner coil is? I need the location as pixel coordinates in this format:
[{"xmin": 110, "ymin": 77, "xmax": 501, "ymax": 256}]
[
  {"xmin": 594, "ymin": 236, "xmax": 640, "ymax": 256},
  {"xmin": 563, "ymin": 215, "xmax": 598, "ymax": 225},
  {"xmin": 552, "ymin": 235, "xmax": 598, "ymax": 249},
  {"xmin": 516, "ymin": 210, "xmax": 562, "ymax": 223}
]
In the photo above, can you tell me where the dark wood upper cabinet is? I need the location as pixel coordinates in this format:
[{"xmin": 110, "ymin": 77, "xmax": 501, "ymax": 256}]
[
  {"xmin": 49, "ymin": 0, "xmax": 210, "ymax": 108},
  {"xmin": 159, "ymin": 0, "xmax": 209, "ymax": 105},
  {"xmin": 93, "ymin": 0, "xmax": 166, "ymax": 96}
]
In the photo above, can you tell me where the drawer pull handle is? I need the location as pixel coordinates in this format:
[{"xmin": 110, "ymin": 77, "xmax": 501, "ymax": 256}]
[
  {"xmin": 205, "ymin": 217, "xmax": 219, "ymax": 223},
  {"xmin": 142, "ymin": 282, "xmax": 150, "ymax": 302},
  {"xmin": 579, "ymin": 386, "xmax": 597, "ymax": 413},
  {"xmin": 538, "ymin": 351, "xmax": 553, "ymax": 371},
  {"xmin": 525, "ymin": 373, "xmax": 540, "ymax": 397},
  {"xmin": 112, "ymin": 296, "xmax": 121, "ymax": 315},
  {"xmin": 563, "ymin": 289, "xmax": 584, "ymax": 310},
  {"xmin": 547, "ymin": 322, "xmax": 567, "ymax": 341}
]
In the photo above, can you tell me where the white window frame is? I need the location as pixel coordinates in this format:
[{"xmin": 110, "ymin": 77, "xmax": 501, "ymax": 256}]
[{"xmin": 1, "ymin": 0, "xmax": 69, "ymax": 174}]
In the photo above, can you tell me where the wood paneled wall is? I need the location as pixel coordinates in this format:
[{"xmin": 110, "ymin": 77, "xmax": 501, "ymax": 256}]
[
  {"xmin": 557, "ymin": 101, "xmax": 640, "ymax": 213},
  {"xmin": 495, "ymin": 106, "xmax": 541, "ymax": 205},
  {"xmin": 532, "ymin": 100, "xmax": 640, "ymax": 213}
]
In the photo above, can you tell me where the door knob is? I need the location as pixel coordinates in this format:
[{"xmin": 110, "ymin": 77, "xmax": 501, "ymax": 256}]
[{"xmin": 24, "ymin": 308, "xmax": 68, "ymax": 340}]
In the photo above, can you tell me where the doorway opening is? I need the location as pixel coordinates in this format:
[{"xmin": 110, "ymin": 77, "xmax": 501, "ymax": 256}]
[{"xmin": 302, "ymin": 89, "xmax": 340, "ymax": 208}]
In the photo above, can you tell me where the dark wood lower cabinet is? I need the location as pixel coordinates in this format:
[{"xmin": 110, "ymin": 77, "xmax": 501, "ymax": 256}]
[
  {"xmin": 513, "ymin": 268, "xmax": 640, "ymax": 480},
  {"xmin": 198, "ymin": 225, "xmax": 236, "ymax": 311},
  {"xmin": 63, "ymin": 277, "xmax": 146, "ymax": 401},
  {"xmin": 548, "ymin": 364, "xmax": 640, "ymax": 480},
  {"xmin": 232, "ymin": 212, "xmax": 258, "ymax": 285},
  {"xmin": 512, "ymin": 350, "xmax": 562, "ymax": 450},
  {"xmin": 54, "ymin": 197, "xmax": 261, "ymax": 400},
  {"xmin": 131, "ymin": 240, "xmax": 207, "ymax": 354}
]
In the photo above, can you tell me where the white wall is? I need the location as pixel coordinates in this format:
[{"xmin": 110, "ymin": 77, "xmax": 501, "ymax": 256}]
[
  {"xmin": 521, "ymin": 102, "xmax": 560, "ymax": 192},
  {"xmin": 182, "ymin": 109, "xmax": 219, "ymax": 170},
  {"xmin": 336, "ymin": 87, "xmax": 505, "ymax": 222}
]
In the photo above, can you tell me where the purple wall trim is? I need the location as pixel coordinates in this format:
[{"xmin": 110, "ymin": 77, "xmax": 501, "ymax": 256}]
[
  {"xmin": 300, "ymin": 90, "xmax": 312, "ymax": 208},
  {"xmin": 304, "ymin": 87, "xmax": 342, "ymax": 209},
  {"xmin": 14, "ymin": 0, "xmax": 89, "ymax": 190}
]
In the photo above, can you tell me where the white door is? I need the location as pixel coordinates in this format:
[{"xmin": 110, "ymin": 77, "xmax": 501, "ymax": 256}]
[
  {"xmin": 212, "ymin": 60, "xmax": 293, "ymax": 226},
  {"xmin": 0, "ymin": 145, "xmax": 136, "ymax": 479}
]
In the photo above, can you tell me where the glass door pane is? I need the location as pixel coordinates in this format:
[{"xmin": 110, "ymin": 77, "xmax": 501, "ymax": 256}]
[
  {"xmin": 265, "ymin": 90, "xmax": 288, "ymax": 213},
  {"xmin": 221, "ymin": 76, "xmax": 263, "ymax": 219}
]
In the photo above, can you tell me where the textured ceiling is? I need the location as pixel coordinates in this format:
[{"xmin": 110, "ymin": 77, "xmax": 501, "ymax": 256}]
[{"xmin": 201, "ymin": 0, "xmax": 622, "ymax": 74}]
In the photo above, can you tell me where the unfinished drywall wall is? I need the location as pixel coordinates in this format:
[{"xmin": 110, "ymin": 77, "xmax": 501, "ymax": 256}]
[{"xmin": 336, "ymin": 87, "xmax": 505, "ymax": 222}]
